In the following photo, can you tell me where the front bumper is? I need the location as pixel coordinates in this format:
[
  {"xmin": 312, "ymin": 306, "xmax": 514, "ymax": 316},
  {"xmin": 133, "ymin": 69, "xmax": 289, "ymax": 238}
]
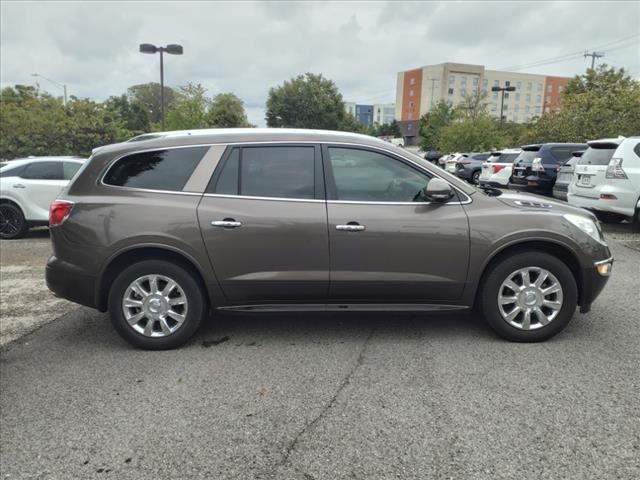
[
  {"xmin": 578, "ymin": 256, "xmax": 613, "ymax": 313},
  {"xmin": 46, "ymin": 255, "xmax": 98, "ymax": 310}
]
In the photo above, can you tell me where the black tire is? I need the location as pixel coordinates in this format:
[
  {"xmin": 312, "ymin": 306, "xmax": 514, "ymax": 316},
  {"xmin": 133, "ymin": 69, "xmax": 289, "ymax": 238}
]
[
  {"xmin": 479, "ymin": 251, "xmax": 578, "ymax": 342},
  {"xmin": 108, "ymin": 260, "xmax": 207, "ymax": 350},
  {"xmin": 471, "ymin": 170, "xmax": 480, "ymax": 185},
  {"xmin": 595, "ymin": 211, "xmax": 625, "ymax": 223},
  {"xmin": 0, "ymin": 203, "xmax": 29, "ymax": 240}
]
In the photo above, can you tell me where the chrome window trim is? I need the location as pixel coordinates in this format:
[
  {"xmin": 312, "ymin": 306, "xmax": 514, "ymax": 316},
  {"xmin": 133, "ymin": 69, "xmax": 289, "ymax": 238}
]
[
  {"xmin": 97, "ymin": 139, "xmax": 473, "ymax": 204},
  {"xmin": 203, "ymin": 193, "xmax": 324, "ymax": 204}
]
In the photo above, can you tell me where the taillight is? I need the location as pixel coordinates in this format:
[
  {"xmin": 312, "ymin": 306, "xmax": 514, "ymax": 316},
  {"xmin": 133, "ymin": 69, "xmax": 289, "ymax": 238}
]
[
  {"xmin": 49, "ymin": 200, "xmax": 74, "ymax": 226},
  {"xmin": 492, "ymin": 165, "xmax": 505, "ymax": 174},
  {"xmin": 600, "ymin": 193, "xmax": 618, "ymax": 200},
  {"xmin": 605, "ymin": 158, "xmax": 628, "ymax": 179},
  {"xmin": 531, "ymin": 157, "xmax": 545, "ymax": 172}
]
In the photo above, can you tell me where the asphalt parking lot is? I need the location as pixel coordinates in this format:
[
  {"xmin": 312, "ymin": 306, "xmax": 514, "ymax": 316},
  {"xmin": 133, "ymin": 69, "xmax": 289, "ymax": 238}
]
[{"xmin": 1, "ymin": 225, "xmax": 639, "ymax": 479}]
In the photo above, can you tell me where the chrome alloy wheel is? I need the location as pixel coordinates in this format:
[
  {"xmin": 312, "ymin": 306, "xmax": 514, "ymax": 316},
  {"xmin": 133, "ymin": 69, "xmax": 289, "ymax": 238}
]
[
  {"xmin": 497, "ymin": 267, "xmax": 563, "ymax": 331},
  {"xmin": 122, "ymin": 274, "xmax": 188, "ymax": 338}
]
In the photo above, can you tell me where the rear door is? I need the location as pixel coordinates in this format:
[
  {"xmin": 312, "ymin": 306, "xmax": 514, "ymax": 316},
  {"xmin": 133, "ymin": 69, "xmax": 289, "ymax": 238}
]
[
  {"xmin": 18, "ymin": 161, "xmax": 66, "ymax": 220},
  {"xmin": 197, "ymin": 144, "xmax": 329, "ymax": 303},
  {"xmin": 323, "ymin": 145, "xmax": 469, "ymax": 302},
  {"xmin": 574, "ymin": 144, "xmax": 618, "ymax": 198}
]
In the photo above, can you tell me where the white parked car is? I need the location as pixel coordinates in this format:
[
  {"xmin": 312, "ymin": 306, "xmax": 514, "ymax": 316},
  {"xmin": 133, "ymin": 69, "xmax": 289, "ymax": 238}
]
[
  {"xmin": 445, "ymin": 153, "xmax": 468, "ymax": 173},
  {"xmin": 479, "ymin": 149, "xmax": 521, "ymax": 188},
  {"xmin": 567, "ymin": 136, "xmax": 640, "ymax": 223},
  {"xmin": 0, "ymin": 156, "xmax": 86, "ymax": 239}
]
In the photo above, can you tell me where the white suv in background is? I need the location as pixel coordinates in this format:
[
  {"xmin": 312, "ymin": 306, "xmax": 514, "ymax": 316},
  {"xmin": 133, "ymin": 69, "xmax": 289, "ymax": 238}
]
[
  {"xmin": 479, "ymin": 148, "xmax": 521, "ymax": 188},
  {"xmin": 0, "ymin": 156, "xmax": 86, "ymax": 239},
  {"xmin": 568, "ymin": 137, "xmax": 640, "ymax": 224}
]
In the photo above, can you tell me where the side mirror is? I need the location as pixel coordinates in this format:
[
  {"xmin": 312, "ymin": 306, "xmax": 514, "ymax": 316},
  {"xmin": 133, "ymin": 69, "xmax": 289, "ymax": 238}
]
[{"xmin": 424, "ymin": 178, "xmax": 454, "ymax": 202}]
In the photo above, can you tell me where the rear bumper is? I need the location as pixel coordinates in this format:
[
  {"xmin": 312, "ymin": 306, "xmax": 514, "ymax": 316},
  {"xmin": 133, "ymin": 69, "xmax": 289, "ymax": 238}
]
[
  {"xmin": 567, "ymin": 193, "xmax": 636, "ymax": 218},
  {"xmin": 509, "ymin": 175, "xmax": 555, "ymax": 193},
  {"xmin": 552, "ymin": 184, "xmax": 568, "ymax": 201},
  {"xmin": 579, "ymin": 257, "xmax": 613, "ymax": 313},
  {"xmin": 46, "ymin": 255, "xmax": 98, "ymax": 310},
  {"xmin": 480, "ymin": 180, "xmax": 507, "ymax": 188}
]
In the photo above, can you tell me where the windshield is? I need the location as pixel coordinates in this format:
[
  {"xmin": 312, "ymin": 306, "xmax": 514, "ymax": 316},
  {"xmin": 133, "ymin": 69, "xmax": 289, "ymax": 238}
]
[{"xmin": 578, "ymin": 145, "xmax": 617, "ymax": 166}]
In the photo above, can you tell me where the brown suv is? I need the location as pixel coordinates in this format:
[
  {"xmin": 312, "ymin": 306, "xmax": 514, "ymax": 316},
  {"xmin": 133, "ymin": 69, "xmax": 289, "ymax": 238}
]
[{"xmin": 46, "ymin": 129, "xmax": 613, "ymax": 349}]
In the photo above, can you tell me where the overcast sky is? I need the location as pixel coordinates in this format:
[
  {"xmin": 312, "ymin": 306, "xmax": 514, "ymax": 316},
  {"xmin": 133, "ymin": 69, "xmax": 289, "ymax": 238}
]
[{"xmin": 1, "ymin": 1, "xmax": 639, "ymax": 126}]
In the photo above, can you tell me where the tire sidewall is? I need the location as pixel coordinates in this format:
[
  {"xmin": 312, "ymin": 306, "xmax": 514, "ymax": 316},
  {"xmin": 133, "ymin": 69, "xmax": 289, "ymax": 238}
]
[
  {"xmin": 108, "ymin": 260, "xmax": 206, "ymax": 350},
  {"xmin": 0, "ymin": 204, "xmax": 28, "ymax": 240},
  {"xmin": 480, "ymin": 251, "xmax": 578, "ymax": 342},
  {"xmin": 472, "ymin": 170, "xmax": 480, "ymax": 185}
]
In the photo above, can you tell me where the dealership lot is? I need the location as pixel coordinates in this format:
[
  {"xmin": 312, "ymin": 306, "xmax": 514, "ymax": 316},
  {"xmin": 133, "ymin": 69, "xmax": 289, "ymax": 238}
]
[{"xmin": 1, "ymin": 226, "xmax": 639, "ymax": 479}]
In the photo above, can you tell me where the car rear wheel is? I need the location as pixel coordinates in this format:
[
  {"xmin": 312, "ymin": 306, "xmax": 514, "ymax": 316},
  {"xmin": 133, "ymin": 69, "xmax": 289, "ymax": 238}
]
[
  {"xmin": 480, "ymin": 251, "xmax": 577, "ymax": 342},
  {"xmin": 595, "ymin": 211, "xmax": 625, "ymax": 223},
  {"xmin": 108, "ymin": 260, "xmax": 207, "ymax": 349},
  {"xmin": 471, "ymin": 170, "xmax": 480, "ymax": 185},
  {"xmin": 0, "ymin": 203, "xmax": 28, "ymax": 240}
]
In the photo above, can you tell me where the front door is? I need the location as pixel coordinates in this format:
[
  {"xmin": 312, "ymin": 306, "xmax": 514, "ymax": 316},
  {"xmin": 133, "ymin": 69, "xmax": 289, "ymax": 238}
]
[
  {"xmin": 323, "ymin": 146, "xmax": 470, "ymax": 302},
  {"xmin": 197, "ymin": 144, "xmax": 329, "ymax": 303}
]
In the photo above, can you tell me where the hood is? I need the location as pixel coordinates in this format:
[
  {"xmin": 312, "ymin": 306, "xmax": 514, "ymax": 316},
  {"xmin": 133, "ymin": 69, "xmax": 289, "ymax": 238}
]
[{"xmin": 496, "ymin": 191, "xmax": 598, "ymax": 221}]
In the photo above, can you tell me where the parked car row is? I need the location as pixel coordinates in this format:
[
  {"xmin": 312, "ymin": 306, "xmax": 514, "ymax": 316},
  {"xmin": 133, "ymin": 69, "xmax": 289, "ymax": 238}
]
[{"xmin": 435, "ymin": 137, "xmax": 640, "ymax": 224}]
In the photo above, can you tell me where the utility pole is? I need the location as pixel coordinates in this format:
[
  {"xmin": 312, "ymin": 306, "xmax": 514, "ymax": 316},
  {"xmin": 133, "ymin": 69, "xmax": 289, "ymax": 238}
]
[{"xmin": 584, "ymin": 51, "xmax": 604, "ymax": 70}]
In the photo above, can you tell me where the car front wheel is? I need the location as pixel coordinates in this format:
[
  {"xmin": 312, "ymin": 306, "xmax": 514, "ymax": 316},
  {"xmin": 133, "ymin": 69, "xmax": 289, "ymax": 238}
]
[
  {"xmin": 108, "ymin": 260, "xmax": 207, "ymax": 349},
  {"xmin": 480, "ymin": 251, "xmax": 578, "ymax": 342},
  {"xmin": 471, "ymin": 170, "xmax": 480, "ymax": 185}
]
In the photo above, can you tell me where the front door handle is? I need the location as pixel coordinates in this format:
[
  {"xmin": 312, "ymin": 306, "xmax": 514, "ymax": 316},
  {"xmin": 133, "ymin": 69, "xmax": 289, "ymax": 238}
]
[
  {"xmin": 336, "ymin": 222, "xmax": 365, "ymax": 232},
  {"xmin": 13, "ymin": 184, "xmax": 26, "ymax": 189},
  {"xmin": 211, "ymin": 219, "xmax": 242, "ymax": 229}
]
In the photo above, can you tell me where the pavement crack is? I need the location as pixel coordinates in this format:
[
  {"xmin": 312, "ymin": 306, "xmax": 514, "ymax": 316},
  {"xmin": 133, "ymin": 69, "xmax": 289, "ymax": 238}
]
[{"xmin": 271, "ymin": 327, "xmax": 375, "ymax": 476}]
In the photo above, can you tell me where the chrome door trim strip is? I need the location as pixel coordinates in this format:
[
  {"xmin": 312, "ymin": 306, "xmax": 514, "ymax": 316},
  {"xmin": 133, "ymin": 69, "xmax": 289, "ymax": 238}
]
[{"xmin": 202, "ymin": 193, "xmax": 325, "ymax": 203}]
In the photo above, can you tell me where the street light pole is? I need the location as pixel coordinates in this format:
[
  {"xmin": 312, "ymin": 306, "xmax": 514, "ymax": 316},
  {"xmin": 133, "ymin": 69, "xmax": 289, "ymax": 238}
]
[
  {"xmin": 32, "ymin": 73, "xmax": 67, "ymax": 105},
  {"xmin": 139, "ymin": 43, "xmax": 183, "ymax": 131},
  {"xmin": 491, "ymin": 83, "xmax": 516, "ymax": 127}
]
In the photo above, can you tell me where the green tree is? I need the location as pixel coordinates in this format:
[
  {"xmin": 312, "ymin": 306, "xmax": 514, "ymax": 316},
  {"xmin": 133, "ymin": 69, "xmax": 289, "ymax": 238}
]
[
  {"xmin": 128, "ymin": 82, "xmax": 176, "ymax": 126},
  {"xmin": 165, "ymin": 83, "xmax": 212, "ymax": 130},
  {"xmin": 529, "ymin": 64, "xmax": 640, "ymax": 142},
  {"xmin": 266, "ymin": 73, "xmax": 347, "ymax": 129},
  {"xmin": 419, "ymin": 100, "xmax": 454, "ymax": 151},
  {"xmin": 104, "ymin": 94, "xmax": 150, "ymax": 136},
  {"xmin": 438, "ymin": 114, "xmax": 506, "ymax": 153},
  {"xmin": 455, "ymin": 89, "xmax": 490, "ymax": 122},
  {"xmin": 208, "ymin": 93, "xmax": 252, "ymax": 128}
]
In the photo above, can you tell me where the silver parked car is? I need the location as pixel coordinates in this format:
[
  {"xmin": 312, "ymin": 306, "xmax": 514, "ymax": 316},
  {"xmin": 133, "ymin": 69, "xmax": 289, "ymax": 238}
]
[{"xmin": 46, "ymin": 129, "xmax": 612, "ymax": 349}]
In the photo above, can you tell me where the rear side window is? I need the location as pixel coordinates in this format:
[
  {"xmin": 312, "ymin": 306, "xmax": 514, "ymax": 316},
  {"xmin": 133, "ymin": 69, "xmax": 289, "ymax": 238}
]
[
  {"xmin": 578, "ymin": 145, "xmax": 617, "ymax": 166},
  {"xmin": 211, "ymin": 146, "xmax": 315, "ymax": 199},
  {"xmin": 634, "ymin": 142, "xmax": 640, "ymax": 158},
  {"xmin": 472, "ymin": 153, "xmax": 490, "ymax": 161},
  {"xmin": 0, "ymin": 164, "xmax": 25, "ymax": 178},
  {"xmin": 104, "ymin": 147, "xmax": 208, "ymax": 191},
  {"xmin": 22, "ymin": 161, "xmax": 63, "ymax": 180},
  {"xmin": 498, "ymin": 153, "xmax": 519, "ymax": 163},
  {"xmin": 63, "ymin": 162, "xmax": 83, "ymax": 180}
]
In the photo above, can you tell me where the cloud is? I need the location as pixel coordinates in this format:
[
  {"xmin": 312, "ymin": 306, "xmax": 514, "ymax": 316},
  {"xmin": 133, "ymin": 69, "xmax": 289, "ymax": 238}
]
[{"xmin": 1, "ymin": 1, "xmax": 639, "ymax": 126}]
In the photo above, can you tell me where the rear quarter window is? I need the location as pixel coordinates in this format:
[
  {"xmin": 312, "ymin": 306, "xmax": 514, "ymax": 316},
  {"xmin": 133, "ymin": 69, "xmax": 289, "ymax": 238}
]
[{"xmin": 103, "ymin": 147, "xmax": 208, "ymax": 191}]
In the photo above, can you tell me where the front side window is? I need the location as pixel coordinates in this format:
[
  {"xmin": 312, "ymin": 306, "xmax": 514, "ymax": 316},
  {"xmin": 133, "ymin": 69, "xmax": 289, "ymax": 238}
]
[
  {"xmin": 212, "ymin": 146, "xmax": 315, "ymax": 199},
  {"xmin": 103, "ymin": 146, "xmax": 207, "ymax": 191},
  {"xmin": 328, "ymin": 147, "xmax": 431, "ymax": 202},
  {"xmin": 22, "ymin": 161, "xmax": 63, "ymax": 180}
]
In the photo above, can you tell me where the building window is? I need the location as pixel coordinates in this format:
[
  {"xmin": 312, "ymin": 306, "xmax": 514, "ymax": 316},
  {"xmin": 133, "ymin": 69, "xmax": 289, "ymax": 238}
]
[
  {"xmin": 493, "ymin": 80, "xmax": 499, "ymax": 87},
  {"xmin": 504, "ymin": 92, "xmax": 509, "ymax": 100},
  {"xmin": 536, "ymin": 95, "xmax": 541, "ymax": 103},
  {"xmin": 448, "ymin": 87, "xmax": 454, "ymax": 95},
  {"xmin": 525, "ymin": 106, "xmax": 530, "ymax": 113},
  {"xmin": 409, "ymin": 90, "xmax": 414, "ymax": 97},
  {"xmin": 526, "ymin": 94, "xmax": 531, "ymax": 102},
  {"xmin": 505, "ymin": 80, "xmax": 511, "ymax": 87},
  {"xmin": 558, "ymin": 85, "xmax": 564, "ymax": 93},
  {"xmin": 515, "ymin": 93, "xmax": 520, "ymax": 101},
  {"xmin": 493, "ymin": 92, "xmax": 498, "ymax": 100},
  {"xmin": 535, "ymin": 106, "xmax": 541, "ymax": 113},
  {"xmin": 517, "ymin": 81, "xmax": 522, "ymax": 89},
  {"xmin": 491, "ymin": 105, "xmax": 497, "ymax": 112},
  {"xmin": 473, "ymin": 77, "xmax": 478, "ymax": 86},
  {"xmin": 503, "ymin": 104, "xmax": 508, "ymax": 111},
  {"xmin": 409, "ymin": 102, "xmax": 414, "ymax": 108},
  {"xmin": 449, "ymin": 75, "xmax": 455, "ymax": 84},
  {"xmin": 527, "ymin": 82, "xmax": 532, "ymax": 90},
  {"xmin": 514, "ymin": 104, "xmax": 520, "ymax": 112},
  {"xmin": 547, "ymin": 84, "xmax": 552, "ymax": 93},
  {"xmin": 546, "ymin": 95, "xmax": 551, "ymax": 104},
  {"xmin": 408, "ymin": 112, "xmax": 413, "ymax": 120},
  {"xmin": 461, "ymin": 76, "xmax": 467, "ymax": 85},
  {"xmin": 410, "ymin": 77, "xmax": 415, "ymax": 85},
  {"xmin": 483, "ymin": 79, "xmax": 488, "ymax": 87}
]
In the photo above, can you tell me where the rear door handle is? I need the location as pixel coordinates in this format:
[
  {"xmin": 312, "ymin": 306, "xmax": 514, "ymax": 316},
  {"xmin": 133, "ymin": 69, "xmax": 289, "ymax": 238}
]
[
  {"xmin": 13, "ymin": 184, "xmax": 26, "ymax": 189},
  {"xmin": 336, "ymin": 222, "xmax": 365, "ymax": 232},
  {"xmin": 211, "ymin": 219, "xmax": 242, "ymax": 229}
]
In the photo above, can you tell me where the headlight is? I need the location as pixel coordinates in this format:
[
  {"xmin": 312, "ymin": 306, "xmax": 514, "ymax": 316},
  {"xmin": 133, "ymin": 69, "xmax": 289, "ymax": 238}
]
[{"xmin": 563, "ymin": 213, "xmax": 606, "ymax": 244}]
